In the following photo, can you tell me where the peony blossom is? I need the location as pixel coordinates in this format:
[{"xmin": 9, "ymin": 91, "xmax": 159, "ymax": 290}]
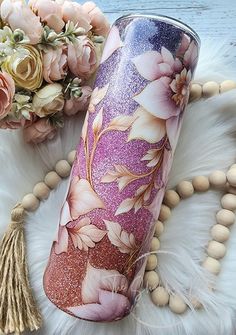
[
  {"xmin": 43, "ymin": 46, "xmax": 67, "ymax": 83},
  {"xmin": 64, "ymin": 86, "xmax": 92, "ymax": 115},
  {"xmin": 2, "ymin": 45, "xmax": 43, "ymax": 91},
  {"xmin": 67, "ymin": 263, "xmax": 131, "ymax": 321},
  {"xmin": 0, "ymin": 71, "xmax": 15, "ymax": 120},
  {"xmin": 61, "ymin": 0, "xmax": 91, "ymax": 33},
  {"xmin": 131, "ymin": 44, "xmax": 197, "ymax": 150},
  {"xmin": 23, "ymin": 118, "xmax": 57, "ymax": 144},
  {"xmin": 67, "ymin": 36, "xmax": 97, "ymax": 79},
  {"xmin": 82, "ymin": 1, "xmax": 110, "ymax": 37},
  {"xmin": 0, "ymin": 0, "xmax": 43, "ymax": 44},
  {"xmin": 29, "ymin": 0, "xmax": 64, "ymax": 33},
  {"xmin": 32, "ymin": 83, "xmax": 64, "ymax": 117}
]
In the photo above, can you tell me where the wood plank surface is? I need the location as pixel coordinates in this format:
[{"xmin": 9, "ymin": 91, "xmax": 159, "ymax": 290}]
[{"xmin": 95, "ymin": 0, "xmax": 236, "ymax": 48}]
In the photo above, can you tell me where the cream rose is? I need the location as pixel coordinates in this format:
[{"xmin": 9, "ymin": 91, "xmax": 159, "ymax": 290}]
[
  {"xmin": 0, "ymin": 0, "xmax": 43, "ymax": 44},
  {"xmin": 33, "ymin": 83, "xmax": 64, "ymax": 117},
  {"xmin": 0, "ymin": 71, "xmax": 15, "ymax": 120},
  {"xmin": 67, "ymin": 36, "xmax": 97, "ymax": 79},
  {"xmin": 2, "ymin": 45, "xmax": 43, "ymax": 91}
]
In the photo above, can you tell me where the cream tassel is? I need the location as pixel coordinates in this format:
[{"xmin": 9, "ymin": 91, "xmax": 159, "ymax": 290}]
[{"xmin": 0, "ymin": 204, "xmax": 42, "ymax": 334}]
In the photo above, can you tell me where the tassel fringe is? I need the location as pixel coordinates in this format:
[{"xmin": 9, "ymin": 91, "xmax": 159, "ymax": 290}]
[{"xmin": 0, "ymin": 204, "xmax": 42, "ymax": 334}]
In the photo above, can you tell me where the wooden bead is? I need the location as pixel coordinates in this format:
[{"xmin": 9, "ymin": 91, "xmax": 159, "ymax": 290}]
[
  {"xmin": 154, "ymin": 221, "xmax": 164, "ymax": 237},
  {"xmin": 151, "ymin": 287, "xmax": 169, "ymax": 306},
  {"xmin": 211, "ymin": 224, "xmax": 230, "ymax": 243},
  {"xmin": 176, "ymin": 180, "xmax": 194, "ymax": 198},
  {"xmin": 169, "ymin": 294, "xmax": 187, "ymax": 314},
  {"xmin": 207, "ymin": 241, "xmax": 226, "ymax": 259},
  {"xmin": 216, "ymin": 209, "xmax": 235, "ymax": 226},
  {"xmin": 192, "ymin": 175, "xmax": 210, "ymax": 192},
  {"xmin": 163, "ymin": 190, "xmax": 180, "ymax": 208},
  {"xmin": 143, "ymin": 271, "xmax": 159, "ymax": 290},
  {"xmin": 55, "ymin": 160, "xmax": 71, "ymax": 178},
  {"xmin": 146, "ymin": 255, "xmax": 158, "ymax": 271},
  {"xmin": 209, "ymin": 170, "xmax": 227, "ymax": 187},
  {"xmin": 45, "ymin": 171, "xmax": 62, "ymax": 189},
  {"xmin": 220, "ymin": 80, "xmax": 236, "ymax": 93},
  {"xmin": 227, "ymin": 169, "xmax": 236, "ymax": 187},
  {"xmin": 202, "ymin": 81, "xmax": 219, "ymax": 98},
  {"xmin": 189, "ymin": 83, "xmax": 202, "ymax": 102},
  {"xmin": 203, "ymin": 257, "xmax": 221, "ymax": 275},
  {"xmin": 221, "ymin": 193, "xmax": 236, "ymax": 210},
  {"xmin": 150, "ymin": 237, "xmax": 160, "ymax": 251},
  {"xmin": 33, "ymin": 182, "xmax": 50, "ymax": 200},
  {"xmin": 22, "ymin": 193, "xmax": 40, "ymax": 212},
  {"xmin": 68, "ymin": 150, "xmax": 77, "ymax": 165},
  {"xmin": 159, "ymin": 204, "xmax": 171, "ymax": 222}
]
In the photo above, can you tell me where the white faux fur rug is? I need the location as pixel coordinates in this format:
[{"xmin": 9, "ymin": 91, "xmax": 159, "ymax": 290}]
[{"xmin": 1, "ymin": 39, "xmax": 236, "ymax": 335}]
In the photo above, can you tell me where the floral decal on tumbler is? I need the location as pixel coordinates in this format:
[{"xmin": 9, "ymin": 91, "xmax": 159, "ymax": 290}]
[{"xmin": 44, "ymin": 17, "xmax": 199, "ymax": 322}]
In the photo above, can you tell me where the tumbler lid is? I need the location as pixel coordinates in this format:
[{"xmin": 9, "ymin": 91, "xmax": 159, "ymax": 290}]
[{"xmin": 115, "ymin": 13, "xmax": 201, "ymax": 45}]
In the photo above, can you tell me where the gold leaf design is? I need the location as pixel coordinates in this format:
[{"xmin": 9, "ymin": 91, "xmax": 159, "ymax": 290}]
[
  {"xmin": 101, "ymin": 164, "xmax": 139, "ymax": 191},
  {"xmin": 115, "ymin": 184, "xmax": 151, "ymax": 215},
  {"xmin": 141, "ymin": 149, "xmax": 162, "ymax": 167},
  {"xmin": 88, "ymin": 84, "xmax": 109, "ymax": 113},
  {"xmin": 92, "ymin": 107, "xmax": 103, "ymax": 138},
  {"xmin": 107, "ymin": 115, "xmax": 136, "ymax": 132},
  {"xmin": 104, "ymin": 220, "xmax": 136, "ymax": 254},
  {"xmin": 81, "ymin": 112, "xmax": 89, "ymax": 142},
  {"xmin": 68, "ymin": 217, "xmax": 107, "ymax": 252},
  {"xmin": 115, "ymin": 198, "xmax": 135, "ymax": 216}
]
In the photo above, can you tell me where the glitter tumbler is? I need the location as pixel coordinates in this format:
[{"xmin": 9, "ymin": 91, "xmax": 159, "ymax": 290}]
[{"xmin": 44, "ymin": 14, "xmax": 200, "ymax": 322}]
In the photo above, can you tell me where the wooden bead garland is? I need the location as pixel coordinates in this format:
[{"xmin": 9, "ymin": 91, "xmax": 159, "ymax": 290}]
[
  {"xmin": 189, "ymin": 79, "xmax": 236, "ymax": 102},
  {"xmin": 145, "ymin": 163, "xmax": 236, "ymax": 315},
  {"xmin": 18, "ymin": 148, "xmax": 236, "ymax": 316},
  {"xmin": 21, "ymin": 151, "xmax": 76, "ymax": 212}
]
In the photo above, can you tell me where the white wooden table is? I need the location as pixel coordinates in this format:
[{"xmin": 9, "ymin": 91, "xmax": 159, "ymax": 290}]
[{"xmin": 96, "ymin": 0, "xmax": 235, "ymax": 53}]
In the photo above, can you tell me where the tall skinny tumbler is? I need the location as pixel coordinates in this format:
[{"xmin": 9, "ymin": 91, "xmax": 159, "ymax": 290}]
[{"xmin": 44, "ymin": 14, "xmax": 200, "ymax": 322}]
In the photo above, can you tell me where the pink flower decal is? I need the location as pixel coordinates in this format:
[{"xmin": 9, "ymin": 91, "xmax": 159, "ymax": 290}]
[
  {"xmin": 54, "ymin": 177, "xmax": 106, "ymax": 254},
  {"xmin": 176, "ymin": 33, "xmax": 199, "ymax": 69},
  {"xmin": 67, "ymin": 263, "xmax": 130, "ymax": 321},
  {"xmin": 54, "ymin": 215, "xmax": 107, "ymax": 254},
  {"xmin": 67, "ymin": 177, "xmax": 105, "ymax": 220},
  {"xmin": 132, "ymin": 40, "xmax": 198, "ymax": 150},
  {"xmin": 100, "ymin": 25, "xmax": 124, "ymax": 64}
]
